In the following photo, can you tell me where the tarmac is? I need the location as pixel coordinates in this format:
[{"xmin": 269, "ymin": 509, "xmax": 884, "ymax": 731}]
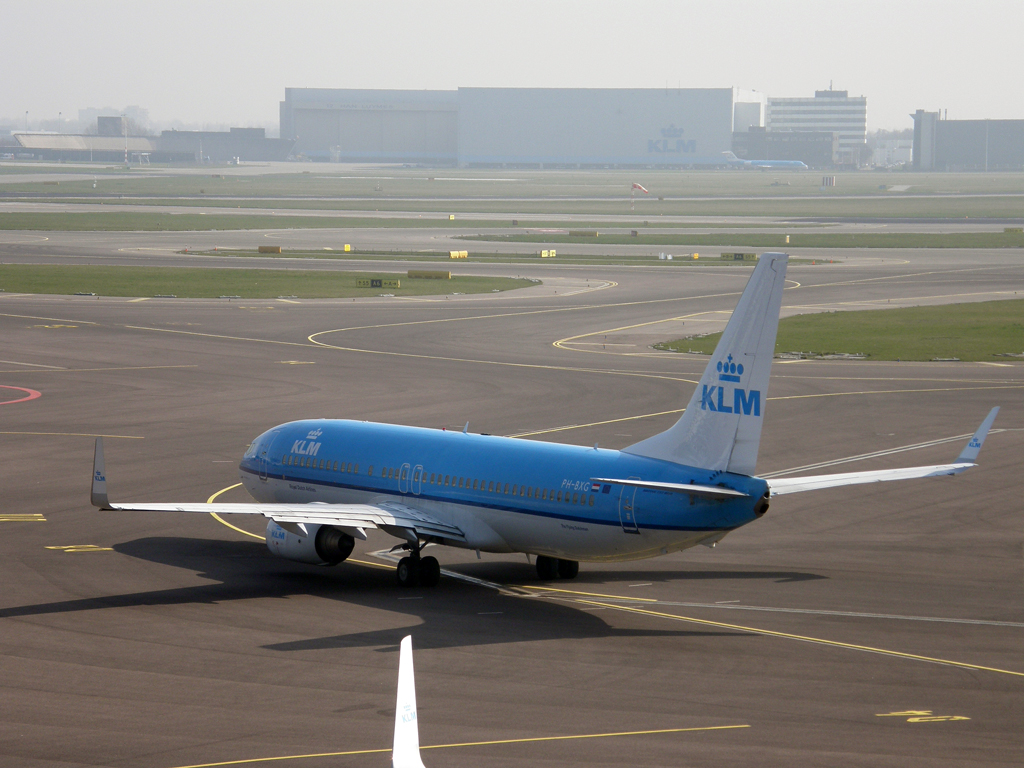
[{"xmin": 0, "ymin": 233, "xmax": 1022, "ymax": 767}]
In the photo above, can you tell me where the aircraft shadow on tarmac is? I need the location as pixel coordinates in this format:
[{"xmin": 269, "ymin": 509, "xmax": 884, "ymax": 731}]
[{"xmin": 1, "ymin": 536, "xmax": 825, "ymax": 652}]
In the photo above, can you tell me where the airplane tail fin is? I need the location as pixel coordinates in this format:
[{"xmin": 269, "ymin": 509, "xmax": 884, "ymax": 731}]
[
  {"xmin": 623, "ymin": 253, "xmax": 788, "ymax": 475},
  {"xmin": 391, "ymin": 635, "xmax": 427, "ymax": 768}
]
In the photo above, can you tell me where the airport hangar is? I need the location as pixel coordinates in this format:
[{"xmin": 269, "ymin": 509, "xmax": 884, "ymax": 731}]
[{"xmin": 279, "ymin": 86, "xmax": 766, "ymax": 167}]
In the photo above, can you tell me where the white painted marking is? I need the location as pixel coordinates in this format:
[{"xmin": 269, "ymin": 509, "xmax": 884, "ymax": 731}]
[{"xmin": 0, "ymin": 359, "xmax": 66, "ymax": 369}]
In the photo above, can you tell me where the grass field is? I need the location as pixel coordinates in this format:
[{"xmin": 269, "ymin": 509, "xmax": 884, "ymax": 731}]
[
  {"xmin": 0, "ymin": 211, "xmax": 816, "ymax": 232},
  {"xmin": 468, "ymin": 231, "xmax": 1024, "ymax": 249},
  {"xmin": 654, "ymin": 299, "xmax": 1024, "ymax": 362},
  {"xmin": 0, "ymin": 264, "xmax": 533, "ymax": 299},
  {"xmin": 3, "ymin": 168, "xmax": 1024, "ymax": 218}
]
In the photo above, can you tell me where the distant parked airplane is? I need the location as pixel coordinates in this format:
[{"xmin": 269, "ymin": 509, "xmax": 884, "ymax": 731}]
[
  {"xmin": 91, "ymin": 253, "xmax": 998, "ymax": 586},
  {"xmin": 721, "ymin": 151, "xmax": 808, "ymax": 169}
]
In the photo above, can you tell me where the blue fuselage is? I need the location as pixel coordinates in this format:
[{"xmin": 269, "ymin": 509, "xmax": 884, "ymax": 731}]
[{"xmin": 238, "ymin": 420, "xmax": 768, "ymax": 561}]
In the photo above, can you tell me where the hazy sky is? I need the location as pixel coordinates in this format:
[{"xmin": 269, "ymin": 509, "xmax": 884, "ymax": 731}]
[{"xmin": 4, "ymin": 0, "xmax": 1021, "ymax": 131}]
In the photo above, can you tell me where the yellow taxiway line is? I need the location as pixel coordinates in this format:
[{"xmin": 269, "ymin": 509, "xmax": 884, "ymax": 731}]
[
  {"xmin": 167, "ymin": 724, "xmax": 749, "ymax": 768},
  {"xmin": 570, "ymin": 598, "xmax": 1024, "ymax": 678}
]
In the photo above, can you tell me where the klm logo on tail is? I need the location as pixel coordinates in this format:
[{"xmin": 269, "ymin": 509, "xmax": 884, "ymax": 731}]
[{"xmin": 700, "ymin": 354, "xmax": 761, "ymax": 416}]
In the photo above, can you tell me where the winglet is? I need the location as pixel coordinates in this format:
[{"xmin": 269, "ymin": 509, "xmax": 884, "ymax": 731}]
[
  {"xmin": 91, "ymin": 437, "xmax": 111, "ymax": 509},
  {"xmin": 391, "ymin": 635, "xmax": 427, "ymax": 768},
  {"xmin": 955, "ymin": 407, "xmax": 999, "ymax": 464}
]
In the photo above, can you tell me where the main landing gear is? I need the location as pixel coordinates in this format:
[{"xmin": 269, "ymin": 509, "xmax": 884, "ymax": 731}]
[
  {"xmin": 396, "ymin": 547, "xmax": 441, "ymax": 588},
  {"xmin": 535, "ymin": 555, "xmax": 579, "ymax": 580}
]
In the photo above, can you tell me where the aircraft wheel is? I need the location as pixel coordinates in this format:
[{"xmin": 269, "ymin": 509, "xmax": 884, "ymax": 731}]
[
  {"xmin": 556, "ymin": 559, "xmax": 579, "ymax": 579},
  {"xmin": 536, "ymin": 555, "xmax": 558, "ymax": 580},
  {"xmin": 420, "ymin": 556, "xmax": 441, "ymax": 587},
  {"xmin": 396, "ymin": 556, "xmax": 420, "ymax": 588}
]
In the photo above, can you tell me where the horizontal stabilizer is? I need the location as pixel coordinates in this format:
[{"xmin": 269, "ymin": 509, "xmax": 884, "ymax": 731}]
[{"xmin": 591, "ymin": 477, "xmax": 748, "ymax": 499}]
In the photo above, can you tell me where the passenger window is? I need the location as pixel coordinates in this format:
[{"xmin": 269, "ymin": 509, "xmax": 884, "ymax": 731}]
[
  {"xmin": 511, "ymin": 485, "xmax": 517, "ymax": 495},
  {"xmin": 488, "ymin": 481, "xmax": 494, "ymax": 492},
  {"xmin": 402, "ymin": 468, "xmax": 408, "ymax": 480},
  {"xmin": 572, "ymin": 493, "xmax": 578, "ymax": 504},
  {"xmin": 458, "ymin": 477, "xmax": 464, "ymax": 488},
  {"xmin": 589, "ymin": 495, "xmax": 595, "ymax": 506},
  {"xmin": 368, "ymin": 466, "xmax": 374, "ymax": 476},
  {"xmin": 556, "ymin": 491, "xmax": 562, "ymax": 502},
  {"xmin": 430, "ymin": 473, "xmax": 435, "ymax": 483},
  {"xmin": 473, "ymin": 479, "xmax": 479, "ymax": 490},
  {"xmin": 527, "ymin": 487, "xmax": 533, "ymax": 498},
  {"xmin": 354, "ymin": 464, "xmax": 359, "ymax": 474}
]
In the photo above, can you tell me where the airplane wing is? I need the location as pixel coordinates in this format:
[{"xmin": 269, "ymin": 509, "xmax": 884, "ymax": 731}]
[
  {"xmin": 768, "ymin": 407, "xmax": 999, "ymax": 497},
  {"xmin": 90, "ymin": 438, "xmax": 466, "ymax": 544}
]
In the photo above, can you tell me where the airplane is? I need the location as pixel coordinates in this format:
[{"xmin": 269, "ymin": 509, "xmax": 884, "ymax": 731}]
[
  {"xmin": 90, "ymin": 253, "xmax": 1000, "ymax": 587},
  {"xmin": 721, "ymin": 151, "xmax": 808, "ymax": 169},
  {"xmin": 392, "ymin": 635, "xmax": 426, "ymax": 768}
]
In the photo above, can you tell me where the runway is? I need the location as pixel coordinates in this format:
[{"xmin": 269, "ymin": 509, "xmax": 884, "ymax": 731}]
[{"xmin": 0, "ymin": 240, "xmax": 1022, "ymax": 766}]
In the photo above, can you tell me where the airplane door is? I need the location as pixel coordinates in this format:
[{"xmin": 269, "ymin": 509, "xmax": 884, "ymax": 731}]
[
  {"xmin": 618, "ymin": 477, "xmax": 640, "ymax": 534},
  {"xmin": 258, "ymin": 430, "xmax": 280, "ymax": 482},
  {"xmin": 399, "ymin": 463, "xmax": 411, "ymax": 494},
  {"xmin": 412, "ymin": 465, "xmax": 423, "ymax": 496}
]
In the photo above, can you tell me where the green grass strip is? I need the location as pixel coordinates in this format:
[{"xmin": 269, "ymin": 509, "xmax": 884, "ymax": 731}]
[
  {"xmin": 0, "ymin": 264, "xmax": 532, "ymax": 299},
  {"xmin": 655, "ymin": 299, "xmax": 1024, "ymax": 362},
  {"xmin": 467, "ymin": 231, "xmax": 1024, "ymax": 249}
]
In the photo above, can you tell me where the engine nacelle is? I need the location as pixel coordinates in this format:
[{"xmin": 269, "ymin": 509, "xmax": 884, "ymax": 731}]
[{"xmin": 266, "ymin": 522, "xmax": 355, "ymax": 565}]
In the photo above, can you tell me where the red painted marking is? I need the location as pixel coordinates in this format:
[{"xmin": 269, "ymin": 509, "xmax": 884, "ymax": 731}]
[{"xmin": 0, "ymin": 386, "xmax": 42, "ymax": 405}]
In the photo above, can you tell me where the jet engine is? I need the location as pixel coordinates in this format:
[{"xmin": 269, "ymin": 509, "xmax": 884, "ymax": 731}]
[{"xmin": 266, "ymin": 521, "xmax": 355, "ymax": 565}]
